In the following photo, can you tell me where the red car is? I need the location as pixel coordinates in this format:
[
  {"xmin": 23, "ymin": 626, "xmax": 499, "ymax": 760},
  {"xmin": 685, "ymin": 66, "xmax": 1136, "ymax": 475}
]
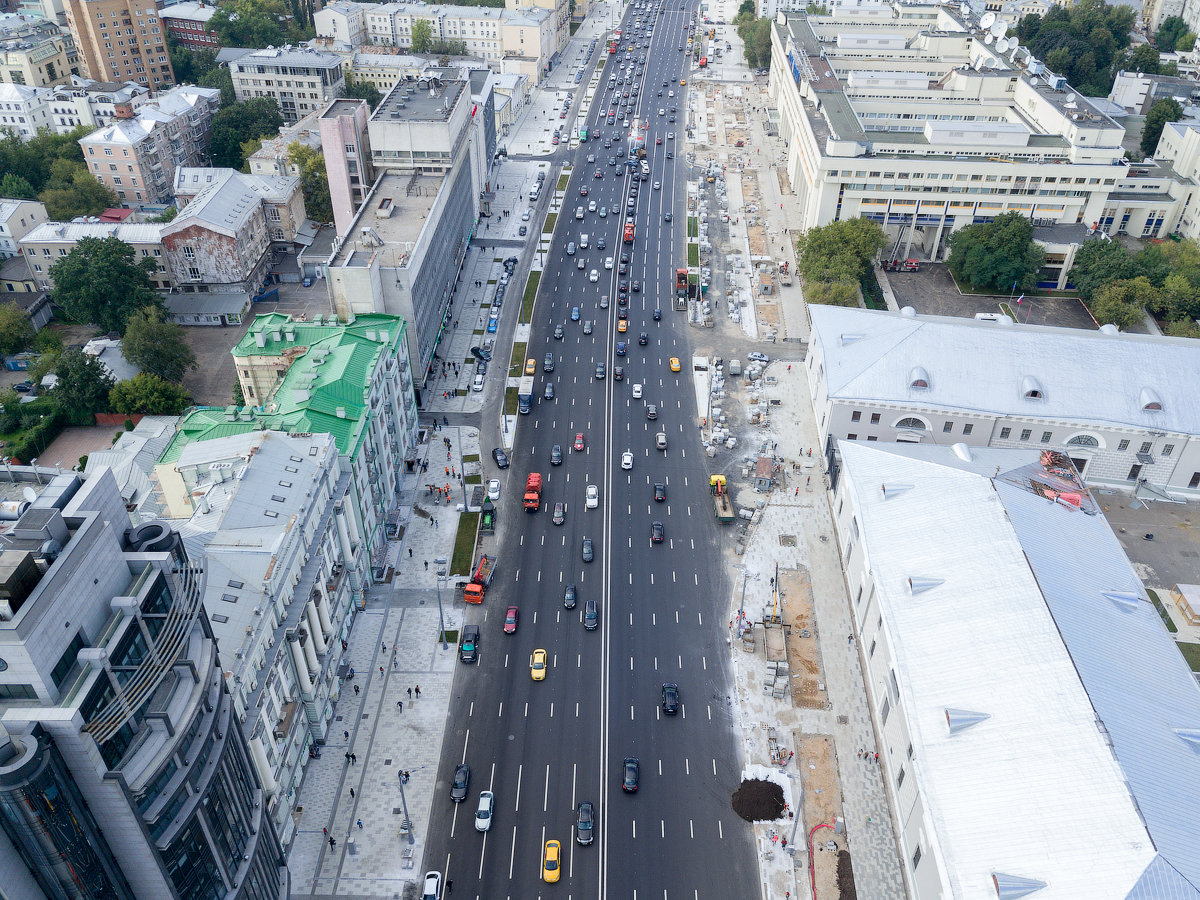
[
  {"xmin": 504, "ymin": 606, "xmax": 519, "ymax": 634},
  {"xmin": 656, "ymin": 136, "xmax": 663, "ymax": 145},
  {"xmin": 574, "ymin": 432, "xmax": 585, "ymax": 451}
]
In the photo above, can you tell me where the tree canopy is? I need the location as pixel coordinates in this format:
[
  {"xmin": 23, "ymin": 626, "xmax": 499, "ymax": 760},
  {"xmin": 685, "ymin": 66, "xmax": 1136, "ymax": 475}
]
[
  {"xmin": 0, "ymin": 127, "xmax": 118, "ymax": 220},
  {"xmin": 1142, "ymin": 97, "xmax": 1184, "ymax": 156},
  {"xmin": 287, "ymin": 142, "xmax": 332, "ymax": 222},
  {"xmin": 53, "ymin": 349, "xmax": 114, "ymax": 424},
  {"xmin": 49, "ymin": 237, "xmax": 162, "ymax": 334},
  {"xmin": 1090, "ymin": 277, "xmax": 1156, "ymax": 329},
  {"xmin": 1069, "ymin": 235, "xmax": 1200, "ymax": 329},
  {"xmin": 210, "ymin": 97, "xmax": 284, "ymax": 169},
  {"xmin": 210, "ymin": 0, "xmax": 308, "ymax": 48},
  {"xmin": 0, "ymin": 302, "xmax": 34, "ymax": 357},
  {"xmin": 946, "ymin": 211, "xmax": 1046, "ymax": 293},
  {"xmin": 110, "ymin": 373, "xmax": 192, "ymax": 416},
  {"xmin": 735, "ymin": 14, "xmax": 772, "ymax": 69},
  {"xmin": 411, "ymin": 19, "xmax": 434, "ymax": 52},
  {"xmin": 343, "ymin": 74, "xmax": 382, "ymax": 111},
  {"xmin": 1015, "ymin": 0, "xmax": 1135, "ymax": 96},
  {"xmin": 121, "ymin": 307, "xmax": 197, "ymax": 382},
  {"xmin": 1155, "ymin": 15, "xmax": 1189, "ymax": 50},
  {"xmin": 795, "ymin": 218, "xmax": 887, "ymax": 307}
]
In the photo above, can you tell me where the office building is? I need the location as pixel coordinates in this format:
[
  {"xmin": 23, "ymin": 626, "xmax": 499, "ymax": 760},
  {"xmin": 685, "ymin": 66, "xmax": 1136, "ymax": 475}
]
[
  {"xmin": 0, "ymin": 13, "xmax": 77, "ymax": 86},
  {"xmin": 832, "ymin": 440, "xmax": 1200, "ymax": 898},
  {"xmin": 63, "ymin": 0, "xmax": 173, "ymax": 88},
  {"xmin": 19, "ymin": 220, "xmax": 171, "ymax": 291},
  {"xmin": 222, "ymin": 46, "xmax": 345, "ymax": 124},
  {"xmin": 156, "ymin": 430, "xmax": 367, "ymax": 846},
  {"xmin": 318, "ymin": 98, "xmax": 373, "ymax": 240},
  {"xmin": 160, "ymin": 312, "xmax": 419, "ymax": 560},
  {"xmin": 767, "ymin": 5, "xmax": 1195, "ymax": 261},
  {"xmin": 325, "ymin": 72, "xmax": 481, "ymax": 390},
  {"xmin": 0, "ymin": 80, "xmax": 51, "ymax": 134},
  {"xmin": 247, "ymin": 108, "xmax": 323, "ymax": 177},
  {"xmin": 807, "ymin": 304, "xmax": 1200, "ymax": 495},
  {"xmin": 77, "ymin": 83, "xmax": 220, "ymax": 205},
  {"xmin": 0, "ymin": 468, "xmax": 290, "ymax": 899},
  {"xmin": 158, "ymin": 0, "xmax": 217, "ymax": 48},
  {"xmin": 174, "ymin": 167, "xmax": 307, "ymax": 246}
]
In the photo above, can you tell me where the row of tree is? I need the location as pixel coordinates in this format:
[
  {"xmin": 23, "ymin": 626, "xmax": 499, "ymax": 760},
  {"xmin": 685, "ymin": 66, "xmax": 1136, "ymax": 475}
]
[
  {"xmin": 734, "ymin": 1, "xmax": 772, "ymax": 70},
  {"xmin": 0, "ymin": 130, "xmax": 118, "ymax": 221},
  {"xmin": 1014, "ymin": 0, "xmax": 1138, "ymax": 96},
  {"xmin": 794, "ymin": 218, "xmax": 888, "ymax": 306},
  {"xmin": 1068, "ymin": 236, "xmax": 1200, "ymax": 333}
]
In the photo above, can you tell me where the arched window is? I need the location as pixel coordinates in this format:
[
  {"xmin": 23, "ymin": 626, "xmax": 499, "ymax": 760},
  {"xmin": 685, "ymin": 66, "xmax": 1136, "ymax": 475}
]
[
  {"xmin": 1021, "ymin": 375, "xmax": 1044, "ymax": 400},
  {"xmin": 909, "ymin": 366, "xmax": 930, "ymax": 390},
  {"xmin": 896, "ymin": 417, "xmax": 926, "ymax": 430},
  {"xmin": 1140, "ymin": 388, "xmax": 1163, "ymax": 412},
  {"xmin": 1066, "ymin": 434, "xmax": 1099, "ymax": 447}
]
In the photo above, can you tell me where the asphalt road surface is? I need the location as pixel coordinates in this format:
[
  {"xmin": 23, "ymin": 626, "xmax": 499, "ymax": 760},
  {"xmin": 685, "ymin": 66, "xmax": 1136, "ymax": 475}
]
[{"xmin": 426, "ymin": 5, "xmax": 758, "ymax": 897}]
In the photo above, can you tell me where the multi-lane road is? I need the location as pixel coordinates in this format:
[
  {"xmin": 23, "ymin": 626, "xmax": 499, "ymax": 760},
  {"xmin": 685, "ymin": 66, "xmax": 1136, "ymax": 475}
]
[{"xmin": 427, "ymin": 4, "xmax": 758, "ymax": 896}]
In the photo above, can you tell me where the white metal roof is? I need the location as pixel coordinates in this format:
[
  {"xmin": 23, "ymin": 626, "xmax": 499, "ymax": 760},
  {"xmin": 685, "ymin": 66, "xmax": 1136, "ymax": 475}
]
[
  {"xmin": 838, "ymin": 441, "xmax": 1200, "ymax": 899},
  {"xmin": 809, "ymin": 306, "xmax": 1200, "ymax": 435}
]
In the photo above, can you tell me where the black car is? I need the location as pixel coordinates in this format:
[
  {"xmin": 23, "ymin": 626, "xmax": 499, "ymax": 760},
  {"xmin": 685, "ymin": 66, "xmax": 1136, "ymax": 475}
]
[
  {"xmin": 654, "ymin": 483, "xmax": 666, "ymax": 501},
  {"xmin": 595, "ymin": 363, "xmax": 606, "ymax": 379},
  {"xmin": 661, "ymin": 682, "xmax": 679, "ymax": 715},
  {"xmin": 460, "ymin": 625, "xmax": 480, "ymax": 664},
  {"xmin": 639, "ymin": 332, "xmax": 649, "ymax": 345},
  {"xmin": 622, "ymin": 757, "xmax": 640, "ymax": 792},
  {"xmin": 471, "ymin": 346, "xmax": 493, "ymax": 362},
  {"xmin": 664, "ymin": 212, "xmax": 673, "ymax": 222},
  {"xmin": 577, "ymin": 801, "xmax": 595, "ymax": 845},
  {"xmin": 544, "ymin": 382, "xmax": 555, "ymax": 400},
  {"xmin": 551, "ymin": 444, "xmax": 563, "ymax": 466},
  {"xmin": 451, "ymin": 764, "xmax": 471, "ymax": 802},
  {"xmin": 651, "ymin": 521, "xmax": 665, "ymax": 543},
  {"xmin": 492, "ymin": 447, "xmax": 509, "ymax": 469},
  {"xmin": 613, "ymin": 365, "xmax": 624, "ymax": 381},
  {"xmin": 654, "ymin": 308, "xmax": 662, "ymax": 320},
  {"xmin": 544, "ymin": 352, "xmax": 555, "ymax": 373},
  {"xmin": 582, "ymin": 537, "xmax": 594, "ymax": 562}
]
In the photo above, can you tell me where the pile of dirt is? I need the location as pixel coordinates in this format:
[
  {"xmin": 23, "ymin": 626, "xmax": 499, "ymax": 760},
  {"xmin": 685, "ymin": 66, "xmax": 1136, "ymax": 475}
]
[
  {"xmin": 731, "ymin": 778, "xmax": 785, "ymax": 821},
  {"xmin": 837, "ymin": 850, "xmax": 856, "ymax": 899}
]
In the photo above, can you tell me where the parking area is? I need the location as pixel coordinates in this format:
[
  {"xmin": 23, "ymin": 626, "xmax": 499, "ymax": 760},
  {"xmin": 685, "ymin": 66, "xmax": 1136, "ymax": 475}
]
[
  {"xmin": 1098, "ymin": 489, "xmax": 1200, "ymax": 592},
  {"xmin": 884, "ymin": 264, "xmax": 1115, "ymax": 331}
]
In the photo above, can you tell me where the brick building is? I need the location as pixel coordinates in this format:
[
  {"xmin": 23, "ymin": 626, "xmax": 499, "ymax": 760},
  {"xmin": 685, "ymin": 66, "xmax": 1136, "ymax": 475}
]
[
  {"xmin": 63, "ymin": 0, "xmax": 173, "ymax": 88},
  {"xmin": 158, "ymin": 1, "xmax": 217, "ymax": 48}
]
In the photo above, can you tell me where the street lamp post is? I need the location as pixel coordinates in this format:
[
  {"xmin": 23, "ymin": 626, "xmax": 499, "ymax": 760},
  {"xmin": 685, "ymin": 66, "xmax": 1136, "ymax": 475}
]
[
  {"xmin": 435, "ymin": 556, "xmax": 449, "ymax": 649},
  {"xmin": 397, "ymin": 771, "xmax": 415, "ymax": 845}
]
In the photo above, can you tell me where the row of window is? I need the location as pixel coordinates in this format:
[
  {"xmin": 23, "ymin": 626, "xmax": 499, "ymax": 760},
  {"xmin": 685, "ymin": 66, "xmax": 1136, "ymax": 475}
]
[{"xmin": 833, "ymin": 170, "xmax": 1113, "ymax": 186}]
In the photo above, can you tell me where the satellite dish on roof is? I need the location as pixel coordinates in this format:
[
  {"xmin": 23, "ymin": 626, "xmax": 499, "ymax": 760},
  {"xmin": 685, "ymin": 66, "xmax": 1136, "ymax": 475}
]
[
  {"xmin": 960, "ymin": 3, "xmax": 971, "ymax": 15},
  {"xmin": 1066, "ymin": 92, "xmax": 1077, "ymax": 103},
  {"xmin": 996, "ymin": 37, "xmax": 1012, "ymax": 53},
  {"xmin": 979, "ymin": 11, "xmax": 997, "ymax": 30},
  {"xmin": 23, "ymin": 487, "xmax": 37, "ymax": 502},
  {"xmin": 985, "ymin": 34, "xmax": 994, "ymax": 43},
  {"xmin": 990, "ymin": 20, "xmax": 1008, "ymax": 38}
]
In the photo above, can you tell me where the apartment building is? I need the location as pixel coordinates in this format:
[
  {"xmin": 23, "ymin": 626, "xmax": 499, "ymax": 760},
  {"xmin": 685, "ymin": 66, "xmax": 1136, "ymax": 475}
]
[
  {"xmin": 0, "ymin": 13, "xmax": 77, "ymax": 87},
  {"xmin": 223, "ymin": 45, "xmax": 345, "ymax": 124},
  {"xmin": 0, "ymin": 81, "xmax": 51, "ymax": 135},
  {"xmin": 160, "ymin": 312, "xmax": 420, "ymax": 562},
  {"xmin": 314, "ymin": 0, "xmax": 365, "ymax": 47},
  {"xmin": 767, "ymin": 5, "xmax": 1195, "ymax": 261},
  {"xmin": 0, "ymin": 468, "xmax": 290, "ymax": 900},
  {"xmin": 831, "ymin": 441, "xmax": 1200, "ymax": 899},
  {"xmin": 807, "ymin": 305, "xmax": 1200, "ymax": 495},
  {"xmin": 507, "ymin": 0, "xmax": 568, "ymax": 61},
  {"xmin": 44, "ymin": 76, "xmax": 149, "ymax": 131},
  {"xmin": 0, "ymin": 199, "xmax": 47, "ymax": 258},
  {"xmin": 63, "ymin": 0, "xmax": 173, "ymax": 89},
  {"xmin": 247, "ymin": 108, "xmax": 323, "ymax": 177},
  {"xmin": 19, "ymin": 220, "xmax": 171, "ymax": 290},
  {"xmin": 157, "ymin": 430, "xmax": 367, "ymax": 847},
  {"xmin": 158, "ymin": 0, "xmax": 217, "ymax": 48},
  {"xmin": 326, "ymin": 73, "xmax": 482, "ymax": 390},
  {"xmin": 174, "ymin": 167, "xmax": 307, "ymax": 246},
  {"xmin": 77, "ymin": 83, "xmax": 221, "ymax": 205},
  {"xmin": 318, "ymin": 98, "xmax": 372, "ymax": 240}
]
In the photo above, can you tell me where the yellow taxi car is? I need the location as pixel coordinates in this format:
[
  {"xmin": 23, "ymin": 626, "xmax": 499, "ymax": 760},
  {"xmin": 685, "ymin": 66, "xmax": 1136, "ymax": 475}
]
[
  {"xmin": 525, "ymin": 358, "xmax": 536, "ymax": 376},
  {"xmin": 530, "ymin": 648, "xmax": 547, "ymax": 681},
  {"xmin": 669, "ymin": 357, "xmax": 681, "ymax": 372},
  {"xmin": 543, "ymin": 839, "xmax": 562, "ymax": 883},
  {"xmin": 680, "ymin": 78, "xmax": 687, "ymax": 85},
  {"xmin": 617, "ymin": 319, "xmax": 628, "ymax": 333}
]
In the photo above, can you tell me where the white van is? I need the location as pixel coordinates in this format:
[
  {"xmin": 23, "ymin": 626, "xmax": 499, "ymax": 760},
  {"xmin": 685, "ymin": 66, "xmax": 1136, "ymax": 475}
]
[
  {"xmin": 529, "ymin": 186, "xmax": 540, "ymax": 203},
  {"xmin": 472, "ymin": 373, "xmax": 485, "ymax": 392},
  {"xmin": 579, "ymin": 233, "xmax": 589, "ymax": 249},
  {"xmin": 576, "ymin": 206, "xmax": 585, "ymax": 220}
]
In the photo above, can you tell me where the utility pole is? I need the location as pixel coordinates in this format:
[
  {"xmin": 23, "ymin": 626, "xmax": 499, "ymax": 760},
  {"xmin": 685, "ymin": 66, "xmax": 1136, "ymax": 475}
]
[
  {"xmin": 435, "ymin": 556, "xmax": 448, "ymax": 649},
  {"xmin": 397, "ymin": 770, "xmax": 415, "ymax": 845}
]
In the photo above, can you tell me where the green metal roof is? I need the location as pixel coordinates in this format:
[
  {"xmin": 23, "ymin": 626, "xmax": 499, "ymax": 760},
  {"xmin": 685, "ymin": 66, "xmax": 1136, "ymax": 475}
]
[{"xmin": 160, "ymin": 313, "xmax": 406, "ymax": 464}]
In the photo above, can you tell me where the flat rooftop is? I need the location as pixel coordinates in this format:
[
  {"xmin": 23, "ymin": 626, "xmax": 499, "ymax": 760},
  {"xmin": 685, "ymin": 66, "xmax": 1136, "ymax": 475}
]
[
  {"xmin": 372, "ymin": 76, "xmax": 464, "ymax": 124},
  {"xmin": 321, "ymin": 98, "xmax": 365, "ymax": 119},
  {"xmin": 331, "ymin": 172, "xmax": 441, "ymax": 268}
]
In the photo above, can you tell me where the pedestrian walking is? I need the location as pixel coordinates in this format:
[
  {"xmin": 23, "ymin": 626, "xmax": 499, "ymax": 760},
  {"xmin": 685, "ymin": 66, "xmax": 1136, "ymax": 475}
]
[
  {"xmin": 323, "ymin": 827, "xmax": 328, "ymax": 837},
  {"xmin": 345, "ymin": 752, "xmax": 351, "ymax": 763},
  {"xmin": 354, "ymin": 684, "xmax": 360, "ymax": 696},
  {"xmin": 393, "ymin": 659, "xmax": 398, "ymax": 670},
  {"xmin": 403, "ymin": 770, "xmax": 410, "ymax": 783},
  {"xmin": 350, "ymin": 788, "xmax": 355, "ymax": 798},
  {"xmin": 397, "ymin": 700, "xmax": 404, "ymax": 710},
  {"xmin": 857, "ymin": 748, "xmax": 863, "ymax": 758},
  {"xmin": 351, "ymin": 753, "xmax": 357, "ymax": 764},
  {"xmin": 344, "ymin": 730, "xmax": 350, "ymax": 741},
  {"xmin": 848, "ymin": 634, "xmax": 854, "ymax": 645},
  {"xmin": 446, "ymin": 879, "xmax": 453, "ymax": 893},
  {"xmin": 435, "ymin": 519, "xmax": 439, "ymax": 530},
  {"xmin": 407, "ymin": 687, "xmax": 413, "ymax": 699},
  {"xmin": 873, "ymin": 752, "xmax": 879, "ymax": 762},
  {"xmin": 409, "ymin": 548, "xmax": 413, "ymax": 558},
  {"xmin": 424, "ymin": 560, "xmax": 429, "ymax": 571},
  {"xmin": 329, "ymin": 837, "xmax": 336, "ymax": 849},
  {"xmin": 357, "ymin": 819, "xmax": 363, "ymax": 830},
  {"xmin": 380, "ymin": 666, "xmax": 384, "ymax": 676},
  {"xmin": 415, "ymin": 685, "xmax": 421, "ymax": 698}
]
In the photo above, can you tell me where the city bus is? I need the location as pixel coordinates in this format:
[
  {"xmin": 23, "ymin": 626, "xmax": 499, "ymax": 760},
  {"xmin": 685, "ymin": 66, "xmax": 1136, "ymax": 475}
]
[
  {"xmin": 609, "ymin": 40, "xmax": 618, "ymax": 54},
  {"xmin": 578, "ymin": 126, "xmax": 588, "ymax": 143},
  {"xmin": 623, "ymin": 220, "xmax": 635, "ymax": 244}
]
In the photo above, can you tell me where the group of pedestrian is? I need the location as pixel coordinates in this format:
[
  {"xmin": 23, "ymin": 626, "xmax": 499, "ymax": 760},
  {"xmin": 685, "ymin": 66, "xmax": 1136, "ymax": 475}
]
[
  {"xmin": 344, "ymin": 751, "xmax": 358, "ymax": 764},
  {"xmin": 856, "ymin": 748, "xmax": 879, "ymax": 763}
]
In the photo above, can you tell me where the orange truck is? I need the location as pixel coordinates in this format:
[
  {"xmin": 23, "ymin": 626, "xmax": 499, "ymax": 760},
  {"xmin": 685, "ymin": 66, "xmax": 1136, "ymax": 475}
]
[
  {"xmin": 524, "ymin": 472, "xmax": 543, "ymax": 511},
  {"xmin": 463, "ymin": 554, "xmax": 497, "ymax": 604}
]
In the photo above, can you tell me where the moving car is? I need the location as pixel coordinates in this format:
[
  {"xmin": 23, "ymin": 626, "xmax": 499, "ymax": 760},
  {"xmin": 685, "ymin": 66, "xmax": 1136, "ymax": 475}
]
[
  {"xmin": 621, "ymin": 450, "xmax": 634, "ymax": 470},
  {"xmin": 748, "ymin": 351, "xmax": 770, "ymax": 363},
  {"xmin": 639, "ymin": 332, "xmax": 649, "ymax": 345},
  {"xmin": 584, "ymin": 598, "xmax": 599, "ymax": 630},
  {"xmin": 492, "ymin": 447, "xmax": 509, "ymax": 468},
  {"xmin": 616, "ymin": 341, "xmax": 627, "ymax": 356},
  {"xmin": 475, "ymin": 791, "xmax": 495, "ymax": 832},
  {"xmin": 655, "ymin": 432, "xmax": 668, "ymax": 450},
  {"xmin": 574, "ymin": 432, "xmax": 586, "ymax": 451},
  {"xmin": 571, "ymin": 307, "xmax": 581, "ymax": 321},
  {"xmin": 530, "ymin": 649, "xmax": 548, "ymax": 680},
  {"xmin": 622, "ymin": 757, "xmax": 640, "ymax": 792},
  {"xmin": 564, "ymin": 583, "xmax": 577, "ymax": 609},
  {"xmin": 460, "ymin": 625, "xmax": 480, "ymax": 663},
  {"xmin": 577, "ymin": 801, "xmax": 595, "ymax": 845},
  {"xmin": 661, "ymin": 682, "xmax": 680, "ymax": 715},
  {"xmin": 554, "ymin": 323, "xmax": 565, "ymax": 339},
  {"xmin": 646, "ymin": 404, "xmax": 658, "ymax": 420},
  {"xmin": 595, "ymin": 363, "xmax": 606, "ymax": 379},
  {"xmin": 543, "ymin": 840, "xmax": 562, "ymax": 883},
  {"xmin": 503, "ymin": 606, "xmax": 519, "ymax": 634},
  {"xmin": 651, "ymin": 521, "xmax": 665, "ymax": 543},
  {"xmin": 582, "ymin": 537, "xmax": 595, "ymax": 562},
  {"xmin": 590, "ymin": 269, "xmax": 599, "ymax": 282},
  {"xmin": 552, "ymin": 501, "xmax": 566, "ymax": 525},
  {"xmin": 451, "ymin": 764, "xmax": 471, "ymax": 801},
  {"xmin": 605, "ymin": 256, "xmax": 614, "ymax": 269},
  {"xmin": 654, "ymin": 482, "xmax": 666, "ymax": 501},
  {"xmin": 632, "ymin": 383, "xmax": 643, "ymax": 399},
  {"xmin": 544, "ymin": 382, "xmax": 555, "ymax": 400},
  {"xmin": 583, "ymin": 320, "xmax": 593, "ymax": 334},
  {"xmin": 551, "ymin": 444, "xmax": 563, "ymax": 465},
  {"xmin": 669, "ymin": 357, "xmax": 681, "ymax": 372},
  {"xmin": 586, "ymin": 484, "xmax": 599, "ymax": 508},
  {"xmin": 618, "ymin": 319, "xmax": 628, "ymax": 333}
]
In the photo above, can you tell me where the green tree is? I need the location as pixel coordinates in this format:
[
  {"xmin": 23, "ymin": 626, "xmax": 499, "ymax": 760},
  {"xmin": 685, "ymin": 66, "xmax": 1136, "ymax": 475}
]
[
  {"xmin": 343, "ymin": 73, "xmax": 383, "ymax": 110},
  {"xmin": 287, "ymin": 141, "xmax": 332, "ymax": 222},
  {"xmin": 121, "ymin": 307, "xmax": 196, "ymax": 381},
  {"xmin": 211, "ymin": 0, "xmax": 290, "ymax": 48},
  {"xmin": 110, "ymin": 373, "xmax": 192, "ymax": 415},
  {"xmin": 1155, "ymin": 15, "xmax": 1188, "ymax": 50},
  {"xmin": 1158, "ymin": 271, "xmax": 1200, "ymax": 322},
  {"xmin": 1068, "ymin": 237, "xmax": 1139, "ymax": 299},
  {"xmin": 0, "ymin": 173, "xmax": 35, "ymax": 199},
  {"xmin": 0, "ymin": 302, "xmax": 34, "ymax": 356},
  {"xmin": 804, "ymin": 280, "xmax": 859, "ymax": 307},
  {"xmin": 147, "ymin": 207, "xmax": 178, "ymax": 223},
  {"xmin": 38, "ymin": 156, "xmax": 118, "ymax": 220},
  {"xmin": 1090, "ymin": 277, "xmax": 1157, "ymax": 329},
  {"xmin": 737, "ymin": 16, "xmax": 772, "ymax": 68},
  {"xmin": 1142, "ymin": 97, "xmax": 1184, "ymax": 155},
  {"xmin": 210, "ymin": 97, "xmax": 284, "ymax": 169},
  {"xmin": 1165, "ymin": 319, "xmax": 1200, "ymax": 338},
  {"xmin": 737, "ymin": 0, "xmax": 755, "ymax": 15},
  {"xmin": 49, "ymin": 237, "xmax": 162, "ymax": 333},
  {"xmin": 946, "ymin": 211, "xmax": 1046, "ymax": 293},
  {"xmin": 53, "ymin": 348, "xmax": 114, "ymax": 423},
  {"xmin": 1126, "ymin": 42, "xmax": 1162, "ymax": 74},
  {"xmin": 1178, "ymin": 31, "xmax": 1197, "ymax": 51},
  {"xmin": 795, "ymin": 218, "xmax": 887, "ymax": 283},
  {"xmin": 411, "ymin": 19, "xmax": 434, "ymax": 52}
]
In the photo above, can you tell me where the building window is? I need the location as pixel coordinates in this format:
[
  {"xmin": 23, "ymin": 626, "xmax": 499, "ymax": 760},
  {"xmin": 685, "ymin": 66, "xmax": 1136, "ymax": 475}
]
[
  {"xmin": 880, "ymin": 697, "xmax": 890, "ymax": 725},
  {"xmin": 1140, "ymin": 442, "xmax": 1152, "ymax": 454},
  {"xmin": 999, "ymin": 427, "xmax": 1011, "ymax": 439},
  {"xmin": 870, "ymin": 413, "xmax": 880, "ymax": 424},
  {"xmin": 962, "ymin": 424, "xmax": 973, "ymax": 435},
  {"xmin": 897, "ymin": 767, "xmax": 905, "ymax": 788},
  {"xmin": 182, "ymin": 245, "xmax": 195, "ymax": 259},
  {"xmin": 1163, "ymin": 444, "xmax": 1175, "ymax": 457},
  {"xmin": 912, "ymin": 846, "xmax": 922, "ymax": 870},
  {"xmin": 943, "ymin": 421, "xmax": 953, "ymax": 433},
  {"xmin": 1020, "ymin": 429, "xmax": 1032, "ymax": 441},
  {"xmin": 851, "ymin": 410, "xmax": 861, "ymax": 422},
  {"xmin": 188, "ymin": 267, "xmax": 200, "ymax": 280},
  {"xmin": 847, "ymin": 433, "xmax": 857, "ymax": 441},
  {"xmin": 896, "ymin": 417, "xmax": 925, "ymax": 431},
  {"xmin": 1118, "ymin": 439, "xmax": 1130, "ymax": 451},
  {"xmin": 1041, "ymin": 431, "xmax": 1052, "ymax": 443}
]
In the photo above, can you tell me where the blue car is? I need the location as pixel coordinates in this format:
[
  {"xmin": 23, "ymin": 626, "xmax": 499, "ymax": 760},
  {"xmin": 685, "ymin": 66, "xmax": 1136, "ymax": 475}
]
[
  {"xmin": 487, "ymin": 316, "xmax": 499, "ymax": 333},
  {"xmin": 571, "ymin": 307, "xmax": 581, "ymax": 321},
  {"xmin": 616, "ymin": 341, "xmax": 627, "ymax": 356}
]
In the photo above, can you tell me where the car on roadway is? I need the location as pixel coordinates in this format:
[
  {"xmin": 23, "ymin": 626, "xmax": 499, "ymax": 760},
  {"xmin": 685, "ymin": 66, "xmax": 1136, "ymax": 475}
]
[
  {"xmin": 589, "ymin": 269, "xmax": 599, "ymax": 282},
  {"xmin": 487, "ymin": 316, "xmax": 498, "ymax": 333},
  {"xmin": 487, "ymin": 479, "xmax": 501, "ymax": 500},
  {"xmin": 582, "ymin": 537, "xmax": 594, "ymax": 562},
  {"xmin": 662, "ymin": 682, "xmax": 680, "ymax": 715},
  {"xmin": 554, "ymin": 323, "xmax": 565, "ymax": 339},
  {"xmin": 664, "ymin": 212, "xmax": 672, "ymax": 222},
  {"xmin": 605, "ymin": 256, "xmax": 614, "ymax": 269},
  {"xmin": 595, "ymin": 169, "xmax": 603, "ymax": 179},
  {"xmin": 586, "ymin": 484, "xmax": 599, "ymax": 508},
  {"xmin": 616, "ymin": 340, "xmax": 627, "ymax": 356},
  {"xmin": 451, "ymin": 764, "xmax": 471, "ymax": 801},
  {"xmin": 600, "ymin": 294, "xmax": 609, "ymax": 308},
  {"xmin": 748, "ymin": 351, "xmax": 770, "ymax": 363},
  {"xmin": 422, "ymin": 871, "xmax": 442, "ymax": 900},
  {"xmin": 530, "ymin": 649, "xmax": 548, "ymax": 680},
  {"xmin": 651, "ymin": 521, "xmax": 665, "ymax": 543},
  {"xmin": 460, "ymin": 625, "xmax": 480, "ymax": 663},
  {"xmin": 580, "ymin": 186, "xmax": 588, "ymax": 196},
  {"xmin": 563, "ymin": 583, "xmax": 577, "ymax": 609},
  {"xmin": 632, "ymin": 280, "xmax": 641, "ymax": 292},
  {"xmin": 595, "ymin": 362, "xmax": 606, "ymax": 379},
  {"xmin": 577, "ymin": 257, "xmax": 586, "ymax": 270},
  {"xmin": 552, "ymin": 501, "xmax": 566, "ymax": 525},
  {"xmin": 543, "ymin": 840, "xmax": 562, "ymax": 883},
  {"xmin": 646, "ymin": 404, "xmax": 658, "ymax": 420},
  {"xmin": 577, "ymin": 801, "xmax": 595, "ymax": 845},
  {"xmin": 632, "ymin": 383, "xmax": 644, "ymax": 399},
  {"xmin": 544, "ymin": 382, "xmax": 555, "ymax": 400},
  {"xmin": 544, "ymin": 352, "xmax": 555, "ymax": 373},
  {"xmin": 656, "ymin": 136, "xmax": 662, "ymax": 145},
  {"xmin": 622, "ymin": 757, "xmax": 640, "ymax": 792},
  {"xmin": 503, "ymin": 606, "xmax": 519, "ymax": 634},
  {"xmin": 475, "ymin": 791, "xmax": 495, "ymax": 832},
  {"xmin": 551, "ymin": 444, "xmax": 563, "ymax": 465},
  {"xmin": 653, "ymin": 180, "xmax": 661, "ymax": 190},
  {"xmin": 583, "ymin": 320, "xmax": 593, "ymax": 334},
  {"xmin": 574, "ymin": 432, "xmax": 585, "ymax": 451},
  {"xmin": 571, "ymin": 306, "xmax": 581, "ymax": 321},
  {"xmin": 667, "ymin": 131, "xmax": 674, "ymax": 140},
  {"xmin": 639, "ymin": 332, "xmax": 649, "ymax": 345},
  {"xmin": 621, "ymin": 450, "xmax": 634, "ymax": 470},
  {"xmin": 492, "ymin": 447, "xmax": 509, "ymax": 468},
  {"xmin": 584, "ymin": 597, "xmax": 599, "ymax": 630},
  {"xmin": 669, "ymin": 357, "xmax": 681, "ymax": 372},
  {"xmin": 587, "ymin": 153, "xmax": 596, "ymax": 163},
  {"xmin": 618, "ymin": 319, "xmax": 628, "ymax": 333}
]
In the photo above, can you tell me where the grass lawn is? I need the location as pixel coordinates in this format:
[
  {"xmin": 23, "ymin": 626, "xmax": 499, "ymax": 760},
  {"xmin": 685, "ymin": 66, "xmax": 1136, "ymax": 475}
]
[
  {"xmin": 687, "ymin": 243, "xmax": 699, "ymax": 267},
  {"xmin": 688, "ymin": 216, "xmax": 698, "ymax": 238},
  {"xmin": 558, "ymin": 173, "xmax": 570, "ymax": 192},
  {"xmin": 543, "ymin": 213, "xmax": 557, "ymax": 234},
  {"xmin": 505, "ymin": 386, "xmax": 518, "ymax": 416},
  {"xmin": 465, "ymin": 473, "xmax": 482, "ymax": 485},
  {"xmin": 462, "ymin": 453, "xmax": 480, "ymax": 463},
  {"xmin": 1178, "ymin": 642, "xmax": 1200, "ymax": 672},
  {"xmin": 509, "ymin": 341, "xmax": 527, "ymax": 374},
  {"xmin": 450, "ymin": 511, "xmax": 479, "ymax": 576},
  {"xmin": 522, "ymin": 271, "xmax": 541, "ymax": 323},
  {"xmin": 1148, "ymin": 589, "xmax": 1179, "ymax": 634}
]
